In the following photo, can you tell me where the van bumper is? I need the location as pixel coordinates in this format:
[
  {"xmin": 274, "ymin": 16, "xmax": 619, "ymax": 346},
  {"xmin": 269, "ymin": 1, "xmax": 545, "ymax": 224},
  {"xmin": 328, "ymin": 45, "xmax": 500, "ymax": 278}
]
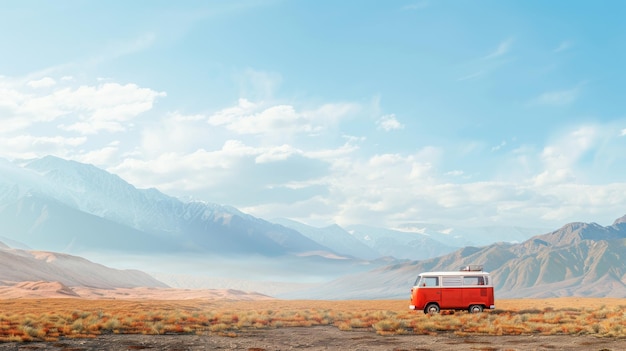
[
  {"xmin": 409, "ymin": 305, "xmax": 416, "ymax": 310},
  {"xmin": 489, "ymin": 305, "xmax": 495, "ymax": 309}
]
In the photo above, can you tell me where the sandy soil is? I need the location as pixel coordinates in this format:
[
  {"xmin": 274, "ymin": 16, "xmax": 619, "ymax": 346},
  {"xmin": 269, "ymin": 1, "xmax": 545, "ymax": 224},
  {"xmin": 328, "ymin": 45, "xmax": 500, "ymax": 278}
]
[
  {"xmin": 0, "ymin": 281, "xmax": 273, "ymax": 300},
  {"xmin": 0, "ymin": 326, "xmax": 624, "ymax": 351}
]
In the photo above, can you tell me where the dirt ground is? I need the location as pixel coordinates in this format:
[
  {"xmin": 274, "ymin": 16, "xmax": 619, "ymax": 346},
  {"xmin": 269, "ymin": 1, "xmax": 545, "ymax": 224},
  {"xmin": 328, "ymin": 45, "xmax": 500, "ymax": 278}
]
[
  {"xmin": 0, "ymin": 326, "xmax": 624, "ymax": 351},
  {"xmin": 1, "ymin": 298, "xmax": 625, "ymax": 350}
]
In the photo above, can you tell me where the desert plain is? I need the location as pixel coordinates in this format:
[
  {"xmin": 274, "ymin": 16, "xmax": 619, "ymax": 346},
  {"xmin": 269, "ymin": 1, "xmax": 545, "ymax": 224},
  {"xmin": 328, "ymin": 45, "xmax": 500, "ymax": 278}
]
[{"xmin": 0, "ymin": 286, "xmax": 625, "ymax": 350}]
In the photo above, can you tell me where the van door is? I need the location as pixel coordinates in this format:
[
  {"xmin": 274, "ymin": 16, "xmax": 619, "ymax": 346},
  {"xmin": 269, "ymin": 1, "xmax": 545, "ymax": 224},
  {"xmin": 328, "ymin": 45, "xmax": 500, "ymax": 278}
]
[
  {"xmin": 462, "ymin": 275, "xmax": 488, "ymax": 308},
  {"xmin": 418, "ymin": 276, "xmax": 441, "ymax": 309},
  {"xmin": 441, "ymin": 276, "xmax": 464, "ymax": 309}
]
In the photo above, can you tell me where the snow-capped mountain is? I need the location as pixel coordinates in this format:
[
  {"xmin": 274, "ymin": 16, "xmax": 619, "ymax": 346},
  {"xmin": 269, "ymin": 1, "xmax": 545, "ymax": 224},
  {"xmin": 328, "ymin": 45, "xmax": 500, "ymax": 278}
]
[
  {"xmin": 0, "ymin": 155, "xmax": 333, "ymax": 257},
  {"xmin": 272, "ymin": 219, "xmax": 462, "ymax": 261},
  {"xmin": 271, "ymin": 218, "xmax": 381, "ymax": 259},
  {"xmin": 394, "ymin": 222, "xmax": 549, "ymax": 247},
  {"xmin": 345, "ymin": 224, "xmax": 459, "ymax": 260}
]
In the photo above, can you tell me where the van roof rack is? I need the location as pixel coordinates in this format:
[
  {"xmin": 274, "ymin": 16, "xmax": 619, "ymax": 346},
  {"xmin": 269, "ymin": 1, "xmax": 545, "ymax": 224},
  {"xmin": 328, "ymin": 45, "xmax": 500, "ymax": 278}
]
[{"xmin": 460, "ymin": 265, "xmax": 483, "ymax": 272}]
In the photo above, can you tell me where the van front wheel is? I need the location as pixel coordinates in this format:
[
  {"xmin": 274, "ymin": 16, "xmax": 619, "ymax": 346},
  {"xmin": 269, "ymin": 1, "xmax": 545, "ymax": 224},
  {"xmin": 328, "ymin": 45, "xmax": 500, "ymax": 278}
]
[
  {"xmin": 425, "ymin": 303, "xmax": 440, "ymax": 314},
  {"xmin": 469, "ymin": 305, "xmax": 484, "ymax": 313}
]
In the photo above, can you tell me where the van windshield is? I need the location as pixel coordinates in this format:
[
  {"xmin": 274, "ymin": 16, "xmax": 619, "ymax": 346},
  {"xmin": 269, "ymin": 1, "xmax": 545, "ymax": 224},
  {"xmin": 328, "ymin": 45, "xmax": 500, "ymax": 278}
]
[{"xmin": 415, "ymin": 276, "xmax": 439, "ymax": 287}]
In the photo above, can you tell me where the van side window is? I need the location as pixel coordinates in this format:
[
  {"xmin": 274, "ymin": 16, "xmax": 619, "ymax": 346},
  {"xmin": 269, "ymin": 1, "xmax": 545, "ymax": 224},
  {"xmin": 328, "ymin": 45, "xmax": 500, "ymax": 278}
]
[
  {"xmin": 463, "ymin": 276, "xmax": 485, "ymax": 286},
  {"xmin": 421, "ymin": 277, "xmax": 439, "ymax": 287},
  {"xmin": 442, "ymin": 276, "xmax": 462, "ymax": 286}
]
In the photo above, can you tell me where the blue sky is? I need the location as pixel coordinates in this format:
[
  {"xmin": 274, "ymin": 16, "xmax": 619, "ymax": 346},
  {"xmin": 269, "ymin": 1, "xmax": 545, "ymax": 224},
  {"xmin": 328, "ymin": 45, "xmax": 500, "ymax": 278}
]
[{"xmin": 1, "ymin": 0, "xmax": 625, "ymax": 229}]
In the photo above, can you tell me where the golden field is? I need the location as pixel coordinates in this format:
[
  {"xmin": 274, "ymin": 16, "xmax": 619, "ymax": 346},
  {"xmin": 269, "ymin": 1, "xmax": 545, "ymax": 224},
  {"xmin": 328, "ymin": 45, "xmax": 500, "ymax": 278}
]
[{"xmin": 0, "ymin": 297, "xmax": 625, "ymax": 342}]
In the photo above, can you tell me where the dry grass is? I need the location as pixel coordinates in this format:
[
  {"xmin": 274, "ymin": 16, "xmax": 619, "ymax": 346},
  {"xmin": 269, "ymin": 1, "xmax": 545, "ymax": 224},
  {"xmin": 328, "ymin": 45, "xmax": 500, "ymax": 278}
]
[{"xmin": 0, "ymin": 298, "xmax": 624, "ymax": 342}]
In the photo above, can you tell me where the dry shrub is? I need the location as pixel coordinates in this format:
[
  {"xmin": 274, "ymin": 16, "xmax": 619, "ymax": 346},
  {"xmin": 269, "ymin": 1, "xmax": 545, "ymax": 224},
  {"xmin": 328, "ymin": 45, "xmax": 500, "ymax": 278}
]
[
  {"xmin": 102, "ymin": 317, "xmax": 121, "ymax": 332},
  {"xmin": 209, "ymin": 322, "xmax": 229, "ymax": 333},
  {"xmin": 373, "ymin": 318, "xmax": 407, "ymax": 335},
  {"xmin": 336, "ymin": 322, "xmax": 352, "ymax": 331},
  {"xmin": 349, "ymin": 318, "xmax": 366, "ymax": 328}
]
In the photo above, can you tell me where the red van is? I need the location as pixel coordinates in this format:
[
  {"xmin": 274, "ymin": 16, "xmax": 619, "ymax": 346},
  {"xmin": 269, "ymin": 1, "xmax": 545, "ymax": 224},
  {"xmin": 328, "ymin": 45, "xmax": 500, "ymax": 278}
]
[{"xmin": 409, "ymin": 265, "xmax": 495, "ymax": 314}]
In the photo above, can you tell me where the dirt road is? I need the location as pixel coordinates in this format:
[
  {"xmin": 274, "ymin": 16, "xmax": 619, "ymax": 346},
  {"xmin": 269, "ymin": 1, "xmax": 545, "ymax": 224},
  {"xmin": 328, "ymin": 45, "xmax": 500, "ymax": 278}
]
[{"xmin": 0, "ymin": 326, "xmax": 624, "ymax": 351}]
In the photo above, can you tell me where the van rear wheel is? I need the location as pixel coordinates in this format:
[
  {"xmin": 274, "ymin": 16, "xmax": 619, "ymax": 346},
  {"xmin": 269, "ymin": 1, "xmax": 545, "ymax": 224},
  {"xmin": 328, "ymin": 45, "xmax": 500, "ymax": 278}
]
[
  {"xmin": 425, "ymin": 303, "xmax": 440, "ymax": 314},
  {"xmin": 469, "ymin": 305, "xmax": 484, "ymax": 313}
]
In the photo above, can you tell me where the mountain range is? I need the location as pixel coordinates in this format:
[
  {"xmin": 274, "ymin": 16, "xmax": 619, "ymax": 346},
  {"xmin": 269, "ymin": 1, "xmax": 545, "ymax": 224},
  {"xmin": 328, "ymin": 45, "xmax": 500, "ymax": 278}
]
[
  {"xmin": 0, "ymin": 156, "xmax": 338, "ymax": 257},
  {"xmin": 1, "ymin": 155, "xmax": 624, "ymax": 299},
  {"xmin": 1, "ymin": 156, "xmax": 546, "ymax": 260},
  {"xmin": 281, "ymin": 215, "xmax": 626, "ymax": 299}
]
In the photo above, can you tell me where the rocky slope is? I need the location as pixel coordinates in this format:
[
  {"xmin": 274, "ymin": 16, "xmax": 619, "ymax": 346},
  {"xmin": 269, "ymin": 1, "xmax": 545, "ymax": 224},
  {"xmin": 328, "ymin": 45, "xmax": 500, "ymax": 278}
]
[{"xmin": 281, "ymin": 214, "xmax": 626, "ymax": 299}]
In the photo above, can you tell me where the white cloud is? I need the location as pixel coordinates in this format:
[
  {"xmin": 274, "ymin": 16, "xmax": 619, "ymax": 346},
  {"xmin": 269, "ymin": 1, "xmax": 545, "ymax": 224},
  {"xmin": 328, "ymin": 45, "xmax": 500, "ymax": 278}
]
[
  {"xmin": 620, "ymin": 129, "xmax": 626, "ymax": 136},
  {"xmin": 276, "ymin": 149, "xmax": 440, "ymax": 226},
  {"xmin": 225, "ymin": 104, "xmax": 302, "ymax": 134},
  {"xmin": 532, "ymin": 86, "xmax": 580, "ymax": 106},
  {"xmin": 377, "ymin": 114, "xmax": 404, "ymax": 131},
  {"xmin": 140, "ymin": 111, "xmax": 209, "ymax": 156},
  {"xmin": 57, "ymin": 83, "xmax": 166, "ymax": 133},
  {"xmin": 0, "ymin": 135, "xmax": 87, "ymax": 159},
  {"xmin": 27, "ymin": 77, "xmax": 56, "ymax": 88},
  {"xmin": 533, "ymin": 125, "xmax": 598, "ymax": 186},
  {"xmin": 208, "ymin": 99, "xmax": 360, "ymax": 137},
  {"xmin": 76, "ymin": 142, "xmax": 120, "ymax": 166},
  {"xmin": 456, "ymin": 38, "xmax": 513, "ymax": 82},
  {"xmin": 207, "ymin": 98, "xmax": 259, "ymax": 125},
  {"xmin": 1, "ymin": 78, "xmax": 165, "ymax": 133},
  {"xmin": 491, "ymin": 141, "xmax": 506, "ymax": 152},
  {"xmin": 255, "ymin": 144, "xmax": 300, "ymax": 163},
  {"xmin": 0, "ymin": 117, "xmax": 33, "ymax": 133},
  {"xmin": 445, "ymin": 170, "xmax": 464, "ymax": 177},
  {"xmin": 484, "ymin": 38, "xmax": 513, "ymax": 59},
  {"xmin": 0, "ymin": 81, "xmax": 26, "ymax": 111},
  {"xmin": 246, "ymin": 119, "xmax": 626, "ymax": 229},
  {"xmin": 12, "ymin": 135, "xmax": 86, "ymax": 150},
  {"xmin": 305, "ymin": 137, "xmax": 362, "ymax": 160},
  {"xmin": 111, "ymin": 139, "xmax": 313, "ymax": 195}
]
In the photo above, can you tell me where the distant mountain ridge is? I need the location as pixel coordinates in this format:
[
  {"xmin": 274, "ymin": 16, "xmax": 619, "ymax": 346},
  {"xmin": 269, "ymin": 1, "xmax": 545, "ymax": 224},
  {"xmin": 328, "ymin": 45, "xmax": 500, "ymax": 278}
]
[
  {"xmin": 532, "ymin": 220, "xmax": 626, "ymax": 246},
  {"xmin": 393, "ymin": 222, "xmax": 550, "ymax": 247},
  {"xmin": 344, "ymin": 224, "xmax": 458, "ymax": 260},
  {"xmin": 0, "ymin": 241, "xmax": 166, "ymax": 289},
  {"xmin": 272, "ymin": 220, "xmax": 545, "ymax": 261},
  {"xmin": 271, "ymin": 218, "xmax": 382, "ymax": 259},
  {"xmin": 0, "ymin": 156, "xmax": 334, "ymax": 257},
  {"xmin": 281, "ymin": 215, "xmax": 626, "ymax": 299},
  {"xmin": 0, "ymin": 240, "xmax": 274, "ymax": 300}
]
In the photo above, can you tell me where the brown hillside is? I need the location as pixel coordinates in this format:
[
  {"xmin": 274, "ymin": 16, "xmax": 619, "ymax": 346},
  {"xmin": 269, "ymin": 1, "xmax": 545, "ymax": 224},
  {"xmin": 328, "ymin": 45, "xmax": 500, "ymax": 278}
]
[
  {"xmin": 0, "ymin": 244, "xmax": 167, "ymax": 289},
  {"xmin": 292, "ymin": 214, "xmax": 626, "ymax": 299}
]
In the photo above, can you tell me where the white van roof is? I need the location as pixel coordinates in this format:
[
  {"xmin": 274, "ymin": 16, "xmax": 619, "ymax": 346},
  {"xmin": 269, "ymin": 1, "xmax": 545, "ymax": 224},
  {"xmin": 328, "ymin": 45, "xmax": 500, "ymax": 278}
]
[{"xmin": 419, "ymin": 271, "xmax": 490, "ymax": 276}]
